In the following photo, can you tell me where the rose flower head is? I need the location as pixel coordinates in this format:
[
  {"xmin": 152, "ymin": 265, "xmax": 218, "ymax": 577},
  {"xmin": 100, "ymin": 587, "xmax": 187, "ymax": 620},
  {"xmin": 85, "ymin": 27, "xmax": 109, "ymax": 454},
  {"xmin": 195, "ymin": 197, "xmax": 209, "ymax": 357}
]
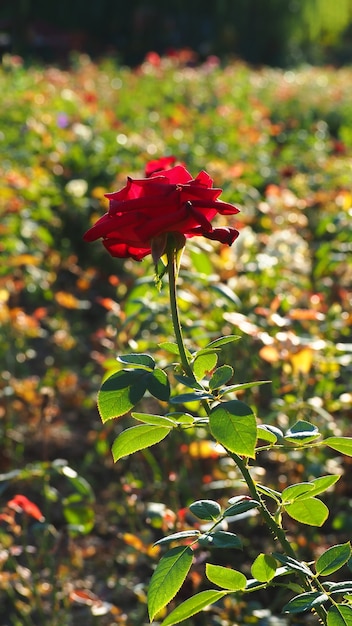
[{"xmin": 83, "ymin": 162, "xmax": 240, "ymax": 261}]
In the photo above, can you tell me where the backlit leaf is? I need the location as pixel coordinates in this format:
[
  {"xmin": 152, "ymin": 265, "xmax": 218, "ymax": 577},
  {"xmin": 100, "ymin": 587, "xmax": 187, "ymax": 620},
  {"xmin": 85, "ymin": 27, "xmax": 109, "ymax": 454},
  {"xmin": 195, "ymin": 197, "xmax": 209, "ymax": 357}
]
[
  {"xmin": 148, "ymin": 546, "xmax": 193, "ymax": 621},
  {"xmin": 159, "ymin": 342, "xmax": 193, "ymax": 359},
  {"xmin": 251, "ymin": 554, "xmax": 277, "ymax": 582},
  {"xmin": 206, "ymin": 564, "xmax": 247, "ymax": 590},
  {"xmin": 282, "ymin": 482, "xmax": 315, "ymax": 503},
  {"xmin": 327, "ymin": 605, "xmax": 352, "ymax": 626},
  {"xmin": 218, "ymin": 380, "xmax": 270, "ymax": 397},
  {"xmin": 209, "ymin": 400, "xmax": 257, "ymax": 458},
  {"xmin": 132, "ymin": 413, "xmax": 177, "ymax": 426},
  {"xmin": 98, "ymin": 369, "xmax": 149, "ymax": 421},
  {"xmin": 160, "ymin": 590, "xmax": 228, "ymax": 626},
  {"xmin": 308, "ymin": 475, "xmax": 340, "ymax": 497},
  {"xmin": 256, "ymin": 425, "xmax": 278, "ymax": 444},
  {"xmin": 206, "ymin": 335, "xmax": 241, "ymax": 348},
  {"xmin": 111, "ymin": 424, "xmax": 171, "ymax": 461},
  {"xmin": 316, "ymin": 542, "xmax": 351, "ymax": 576},
  {"xmin": 193, "ymin": 352, "xmax": 218, "ymax": 380},
  {"xmin": 325, "ymin": 437, "xmax": 352, "ymax": 457},
  {"xmin": 154, "ymin": 530, "xmax": 201, "ymax": 546},
  {"xmin": 284, "ymin": 497, "xmax": 329, "ymax": 526}
]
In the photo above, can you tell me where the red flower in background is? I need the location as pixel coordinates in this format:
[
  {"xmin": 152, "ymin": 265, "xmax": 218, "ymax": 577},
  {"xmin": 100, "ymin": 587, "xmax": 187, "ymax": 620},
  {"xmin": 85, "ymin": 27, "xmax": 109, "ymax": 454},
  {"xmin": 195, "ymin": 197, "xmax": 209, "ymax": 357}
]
[
  {"xmin": 84, "ymin": 162, "xmax": 240, "ymax": 260},
  {"xmin": 7, "ymin": 494, "xmax": 45, "ymax": 522}
]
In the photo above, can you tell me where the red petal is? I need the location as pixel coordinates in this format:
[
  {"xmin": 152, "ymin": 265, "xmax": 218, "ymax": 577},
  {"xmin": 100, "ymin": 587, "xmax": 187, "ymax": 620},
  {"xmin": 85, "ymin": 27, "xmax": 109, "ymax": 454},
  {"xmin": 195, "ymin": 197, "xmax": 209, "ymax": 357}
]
[{"xmin": 7, "ymin": 495, "xmax": 45, "ymax": 521}]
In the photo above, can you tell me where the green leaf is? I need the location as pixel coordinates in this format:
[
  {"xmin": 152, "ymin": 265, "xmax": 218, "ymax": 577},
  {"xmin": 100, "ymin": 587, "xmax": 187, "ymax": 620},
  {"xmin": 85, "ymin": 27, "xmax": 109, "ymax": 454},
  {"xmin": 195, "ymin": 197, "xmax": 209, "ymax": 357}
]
[
  {"xmin": 209, "ymin": 365, "xmax": 234, "ymax": 391},
  {"xmin": 193, "ymin": 348, "xmax": 221, "ymax": 358},
  {"xmin": 282, "ymin": 477, "xmax": 339, "ymax": 504},
  {"xmin": 132, "ymin": 413, "xmax": 177, "ymax": 426},
  {"xmin": 189, "ymin": 500, "xmax": 222, "ymax": 521},
  {"xmin": 209, "ymin": 400, "xmax": 257, "ymax": 458},
  {"xmin": 160, "ymin": 590, "xmax": 228, "ymax": 626},
  {"xmin": 251, "ymin": 554, "xmax": 277, "ymax": 582},
  {"xmin": 117, "ymin": 353, "xmax": 155, "ymax": 370},
  {"xmin": 148, "ymin": 546, "xmax": 193, "ymax": 622},
  {"xmin": 224, "ymin": 497, "xmax": 260, "ymax": 518},
  {"xmin": 308, "ymin": 475, "xmax": 340, "ymax": 497},
  {"xmin": 284, "ymin": 420, "xmax": 320, "ymax": 444},
  {"xmin": 154, "ymin": 530, "xmax": 201, "ymax": 546},
  {"xmin": 218, "ymin": 380, "xmax": 270, "ymax": 397},
  {"xmin": 174, "ymin": 374, "xmax": 204, "ymax": 390},
  {"xmin": 208, "ymin": 531, "xmax": 242, "ymax": 549},
  {"xmin": 207, "ymin": 335, "xmax": 241, "ymax": 348},
  {"xmin": 316, "ymin": 542, "xmax": 351, "ymax": 576},
  {"xmin": 282, "ymin": 482, "xmax": 315, "ymax": 503},
  {"xmin": 324, "ymin": 581, "xmax": 352, "ymax": 595},
  {"xmin": 98, "ymin": 369, "xmax": 149, "ymax": 421},
  {"xmin": 325, "ymin": 437, "xmax": 352, "ymax": 457},
  {"xmin": 256, "ymin": 484, "xmax": 282, "ymax": 503},
  {"xmin": 165, "ymin": 412, "xmax": 195, "ymax": 425},
  {"xmin": 193, "ymin": 352, "xmax": 218, "ymax": 381},
  {"xmin": 273, "ymin": 553, "xmax": 314, "ymax": 577},
  {"xmin": 159, "ymin": 342, "xmax": 193, "ymax": 359},
  {"xmin": 327, "ymin": 605, "xmax": 352, "ymax": 626},
  {"xmin": 147, "ymin": 368, "xmax": 170, "ymax": 401},
  {"xmin": 170, "ymin": 391, "xmax": 214, "ymax": 404},
  {"xmin": 283, "ymin": 591, "xmax": 329, "ymax": 614},
  {"xmin": 284, "ymin": 497, "xmax": 329, "ymax": 526},
  {"xmin": 111, "ymin": 424, "xmax": 171, "ymax": 462},
  {"xmin": 206, "ymin": 564, "xmax": 247, "ymax": 590},
  {"xmin": 256, "ymin": 425, "xmax": 278, "ymax": 444}
]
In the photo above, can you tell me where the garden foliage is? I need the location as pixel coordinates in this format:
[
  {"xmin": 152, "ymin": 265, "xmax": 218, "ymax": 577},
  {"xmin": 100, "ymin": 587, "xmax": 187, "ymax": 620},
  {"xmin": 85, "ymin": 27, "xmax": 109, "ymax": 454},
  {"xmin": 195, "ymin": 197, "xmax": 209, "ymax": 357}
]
[{"xmin": 1, "ymin": 53, "xmax": 352, "ymax": 625}]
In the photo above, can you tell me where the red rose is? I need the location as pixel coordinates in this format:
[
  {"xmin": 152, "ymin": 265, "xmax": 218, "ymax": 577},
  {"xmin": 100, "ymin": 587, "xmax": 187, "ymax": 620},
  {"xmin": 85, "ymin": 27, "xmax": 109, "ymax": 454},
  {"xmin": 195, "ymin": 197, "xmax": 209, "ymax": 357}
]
[
  {"xmin": 84, "ymin": 164, "xmax": 240, "ymax": 260},
  {"xmin": 145, "ymin": 156, "xmax": 176, "ymax": 177}
]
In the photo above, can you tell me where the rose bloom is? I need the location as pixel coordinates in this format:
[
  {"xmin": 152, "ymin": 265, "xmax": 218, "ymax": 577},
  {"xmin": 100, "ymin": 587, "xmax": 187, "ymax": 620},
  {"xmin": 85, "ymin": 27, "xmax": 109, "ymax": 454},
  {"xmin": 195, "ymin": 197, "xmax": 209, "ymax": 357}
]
[{"xmin": 83, "ymin": 163, "xmax": 240, "ymax": 260}]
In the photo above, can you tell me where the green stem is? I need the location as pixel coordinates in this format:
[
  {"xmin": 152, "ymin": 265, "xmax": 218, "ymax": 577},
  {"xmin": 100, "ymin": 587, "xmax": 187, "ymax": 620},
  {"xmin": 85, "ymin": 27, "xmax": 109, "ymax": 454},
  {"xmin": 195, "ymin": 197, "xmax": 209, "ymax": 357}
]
[
  {"xmin": 231, "ymin": 453, "xmax": 300, "ymax": 560},
  {"xmin": 230, "ymin": 452, "xmax": 327, "ymax": 621},
  {"xmin": 167, "ymin": 246, "xmax": 194, "ymax": 380}
]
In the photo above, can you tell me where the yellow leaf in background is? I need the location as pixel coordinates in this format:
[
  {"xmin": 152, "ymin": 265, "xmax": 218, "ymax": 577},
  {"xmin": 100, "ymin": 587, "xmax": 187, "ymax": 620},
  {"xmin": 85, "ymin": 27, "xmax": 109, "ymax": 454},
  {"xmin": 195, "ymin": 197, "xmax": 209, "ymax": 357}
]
[
  {"xmin": 288, "ymin": 308, "xmax": 325, "ymax": 321},
  {"xmin": 55, "ymin": 291, "xmax": 81, "ymax": 309},
  {"xmin": 122, "ymin": 532, "xmax": 158, "ymax": 556},
  {"xmin": 0, "ymin": 289, "xmax": 9, "ymax": 303},
  {"xmin": 91, "ymin": 186, "xmax": 107, "ymax": 199},
  {"xmin": 188, "ymin": 440, "xmax": 226, "ymax": 459},
  {"xmin": 342, "ymin": 191, "xmax": 352, "ymax": 211},
  {"xmin": 259, "ymin": 345, "xmax": 280, "ymax": 364},
  {"xmin": 122, "ymin": 533, "xmax": 145, "ymax": 551},
  {"xmin": 289, "ymin": 348, "xmax": 313, "ymax": 375},
  {"xmin": 12, "ymin": 254, "xmax": 41, "ymax": 267}
]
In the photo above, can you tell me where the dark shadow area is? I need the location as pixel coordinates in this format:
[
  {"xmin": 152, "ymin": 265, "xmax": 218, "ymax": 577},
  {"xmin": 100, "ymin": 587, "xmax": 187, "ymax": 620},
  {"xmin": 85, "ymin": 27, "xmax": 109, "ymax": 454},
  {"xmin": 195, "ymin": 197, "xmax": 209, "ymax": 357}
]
[{"xmin": 1, "ymin": 0, "xmax": 352, "ymax": 67}]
